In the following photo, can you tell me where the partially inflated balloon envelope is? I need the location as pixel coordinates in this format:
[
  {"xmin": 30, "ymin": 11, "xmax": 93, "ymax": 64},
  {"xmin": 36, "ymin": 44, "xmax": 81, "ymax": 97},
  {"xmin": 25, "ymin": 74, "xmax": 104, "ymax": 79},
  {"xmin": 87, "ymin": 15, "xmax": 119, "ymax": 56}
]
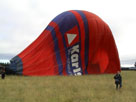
[{"xmin": 8, "ymin": 10, "xmax": 120, "ymax": 76}]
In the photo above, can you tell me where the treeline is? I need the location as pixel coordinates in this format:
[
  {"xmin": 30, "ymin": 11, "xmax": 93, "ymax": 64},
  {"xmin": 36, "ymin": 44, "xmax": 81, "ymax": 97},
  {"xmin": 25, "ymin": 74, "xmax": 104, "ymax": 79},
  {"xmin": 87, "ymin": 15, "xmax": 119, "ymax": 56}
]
[
  {"xmin": 0, "ymin": 62, "xmax": 10, "ymax": 67},
  {"xmin": 0, "ymin": 62, "xmax": 13, "ymax": 75}
]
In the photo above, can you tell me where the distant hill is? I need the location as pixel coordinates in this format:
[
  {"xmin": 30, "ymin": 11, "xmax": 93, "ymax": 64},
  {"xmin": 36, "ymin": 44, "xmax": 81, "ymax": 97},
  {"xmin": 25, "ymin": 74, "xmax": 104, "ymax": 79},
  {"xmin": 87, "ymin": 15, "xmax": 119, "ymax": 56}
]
[
  {"xmin": 0, "ymin": 54, "xmax": 14, "ymax": 60},
  {"xmin": 121, "ymin": 59, "xmax": 136, "ymax": 67}
]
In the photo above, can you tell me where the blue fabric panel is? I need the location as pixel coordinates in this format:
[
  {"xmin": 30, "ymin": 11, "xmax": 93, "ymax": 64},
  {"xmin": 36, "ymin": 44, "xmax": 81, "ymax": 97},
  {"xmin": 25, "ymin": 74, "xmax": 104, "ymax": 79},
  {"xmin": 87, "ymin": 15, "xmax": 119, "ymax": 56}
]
[
  {"xmin": 76, "ymin": 10, "xmax": 89, "ymax": 74},
  {"xmin": 52, "ymin": 11, "xmax": 82, "ymax": 75},
  {"xmin": 46, "ymin": 26, "xmax": 63, "ymax": 75},
  {"xmin": 9, "ymin": 56, "xmax": 23, "ymax": 75}
]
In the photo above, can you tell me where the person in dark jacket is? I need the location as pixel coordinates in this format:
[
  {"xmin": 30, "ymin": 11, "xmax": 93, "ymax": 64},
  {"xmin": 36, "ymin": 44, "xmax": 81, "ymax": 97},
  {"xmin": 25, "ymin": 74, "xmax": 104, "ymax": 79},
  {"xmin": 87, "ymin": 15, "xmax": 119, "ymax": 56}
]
[
  {"xmin": 1, "ymin": 67, "xmax": 5, "ymax": 79},
  {"xmin": 0, "ymin": 66, "xmax": 5, "ymax": 79},
  {"xmin": 114, "ymin": 71, "xmax": 122, "ymax": 90}
]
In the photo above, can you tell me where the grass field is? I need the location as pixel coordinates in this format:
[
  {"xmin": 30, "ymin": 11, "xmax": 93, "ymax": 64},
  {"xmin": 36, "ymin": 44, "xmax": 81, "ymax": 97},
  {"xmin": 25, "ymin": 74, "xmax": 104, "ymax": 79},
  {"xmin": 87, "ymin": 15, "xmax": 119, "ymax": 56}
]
[{"xmin": 0, "ymin": 71, "xmax": 136, "ymax": 102}]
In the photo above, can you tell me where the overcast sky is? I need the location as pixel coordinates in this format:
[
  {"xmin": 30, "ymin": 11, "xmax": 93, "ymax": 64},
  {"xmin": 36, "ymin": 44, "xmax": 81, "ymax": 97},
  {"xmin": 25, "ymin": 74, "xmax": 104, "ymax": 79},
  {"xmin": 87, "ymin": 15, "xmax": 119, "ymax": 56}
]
[{"xmin": 0, "ymin": 0, "xmax": 136, "ymax": 65}]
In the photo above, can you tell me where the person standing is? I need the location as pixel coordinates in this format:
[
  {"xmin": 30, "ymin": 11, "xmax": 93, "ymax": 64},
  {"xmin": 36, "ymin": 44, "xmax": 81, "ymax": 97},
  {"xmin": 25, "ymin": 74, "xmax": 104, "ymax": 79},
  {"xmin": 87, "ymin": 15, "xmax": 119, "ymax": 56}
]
[
  {"xmin": 114, "ymin": 71, "xmax": 122, "ymax": 90},
  {"xmin": 0, "ymin": 66, "xmax": 5, "ymax": 79},
  {"xmin": 1, "ymin": 67, "xmax": 5, "ymax": 79}
]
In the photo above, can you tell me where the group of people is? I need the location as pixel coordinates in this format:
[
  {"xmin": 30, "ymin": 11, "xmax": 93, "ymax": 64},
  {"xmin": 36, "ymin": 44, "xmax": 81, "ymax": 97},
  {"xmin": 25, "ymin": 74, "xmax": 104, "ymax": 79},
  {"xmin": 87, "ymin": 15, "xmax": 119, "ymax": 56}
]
[{"xmin": 0, "ymin": 64, "xmax": 122, "ymax": 90}]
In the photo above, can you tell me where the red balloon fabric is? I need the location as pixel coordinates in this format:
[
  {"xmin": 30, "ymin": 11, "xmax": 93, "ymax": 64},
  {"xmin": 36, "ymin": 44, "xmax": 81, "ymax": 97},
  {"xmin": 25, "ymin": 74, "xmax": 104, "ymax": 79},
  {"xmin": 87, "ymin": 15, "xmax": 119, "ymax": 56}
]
[{"xmin": 9, "ymin": 10, "xmax": 121, "ymax": 76}]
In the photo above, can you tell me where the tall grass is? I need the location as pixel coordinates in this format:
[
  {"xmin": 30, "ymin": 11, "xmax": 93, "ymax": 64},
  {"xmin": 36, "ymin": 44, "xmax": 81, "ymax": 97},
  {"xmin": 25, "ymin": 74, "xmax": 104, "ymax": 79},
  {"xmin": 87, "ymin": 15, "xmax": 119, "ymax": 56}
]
[{"xmin": 0, "ymin": 71, "xmax": 136, "ymax": 102}]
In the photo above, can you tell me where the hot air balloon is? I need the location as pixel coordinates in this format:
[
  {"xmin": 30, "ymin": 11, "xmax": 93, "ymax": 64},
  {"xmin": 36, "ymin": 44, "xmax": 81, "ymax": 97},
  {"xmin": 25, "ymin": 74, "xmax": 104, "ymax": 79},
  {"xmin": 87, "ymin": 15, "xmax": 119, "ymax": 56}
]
[{"xmin": 7, "ymin": 10, "xmax": 120, "ymax": 76}]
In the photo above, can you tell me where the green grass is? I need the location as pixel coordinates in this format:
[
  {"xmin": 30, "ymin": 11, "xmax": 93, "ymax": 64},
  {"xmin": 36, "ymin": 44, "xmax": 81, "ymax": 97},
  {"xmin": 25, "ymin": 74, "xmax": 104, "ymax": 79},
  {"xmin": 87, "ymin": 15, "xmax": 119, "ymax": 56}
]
[{"xmin": 0, "ymin": 71, "xmax": 136, "ymax": 102}]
